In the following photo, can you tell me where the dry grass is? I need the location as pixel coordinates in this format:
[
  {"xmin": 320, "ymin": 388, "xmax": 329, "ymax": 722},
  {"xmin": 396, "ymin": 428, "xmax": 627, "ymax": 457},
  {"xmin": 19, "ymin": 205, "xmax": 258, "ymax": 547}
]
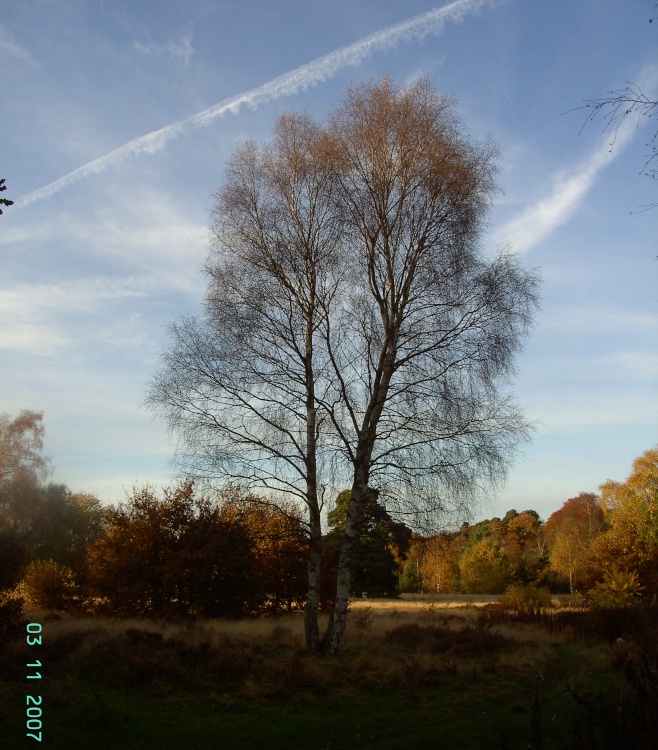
[
  {"xmin": 16, "ymin": 596, "xmax": 599, "ymax": 703},
  {"xmin": 7, "ymin": 598, "xmax": 657, "ymax": 749},
  {"xmin": 18, "ymin": 597, "xmax": 544, "ymax": 700},
  {"xmin": 28, "ymin": 595, "xmax": 497, "ymax": 645},
  {"xmin": 19, "ymin": 597, "xmax": 552, "ymax": 701},
  {"xmin": 28, "ymin": 597, "xmax": 527, "ymax": 652}
]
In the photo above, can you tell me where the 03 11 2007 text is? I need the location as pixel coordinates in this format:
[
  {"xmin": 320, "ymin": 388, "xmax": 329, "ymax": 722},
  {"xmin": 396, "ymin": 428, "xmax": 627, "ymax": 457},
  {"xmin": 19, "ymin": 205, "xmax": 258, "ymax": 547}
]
[{"xmin": 26, "ymin": 622, "xmax": 43, "ymax": 742}]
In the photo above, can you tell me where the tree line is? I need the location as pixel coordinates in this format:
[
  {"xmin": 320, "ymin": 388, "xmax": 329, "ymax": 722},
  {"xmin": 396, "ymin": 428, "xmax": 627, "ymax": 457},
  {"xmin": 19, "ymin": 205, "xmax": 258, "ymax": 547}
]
[
  {"xmin": 2, "ymin": 411, "xmax": 656, "ymax": 621},
  {"xmin": 0, "ymin": 412, "xmax": 308, "ymax": 616},
  {"xmin": 403, "ymin": 446, "xmax": 658, "ymax": 606},
  {"xmin": 0, "ymin": 410, "xmax": 408, "ymax": 617}
]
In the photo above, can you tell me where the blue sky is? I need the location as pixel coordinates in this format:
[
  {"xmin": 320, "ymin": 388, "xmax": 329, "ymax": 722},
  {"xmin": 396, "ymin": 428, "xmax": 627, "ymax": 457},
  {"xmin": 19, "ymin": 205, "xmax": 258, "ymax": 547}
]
[{"xmin": 1, "ymin": 0, "xmax": 656, "ymax": 525}]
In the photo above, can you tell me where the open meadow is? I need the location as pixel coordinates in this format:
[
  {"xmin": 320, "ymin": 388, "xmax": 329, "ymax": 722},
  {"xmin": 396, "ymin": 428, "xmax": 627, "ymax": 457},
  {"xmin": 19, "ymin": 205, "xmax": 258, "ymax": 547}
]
[{"xmin": 2, "ymin": 595, "xmax": 657, "ymax": 749}]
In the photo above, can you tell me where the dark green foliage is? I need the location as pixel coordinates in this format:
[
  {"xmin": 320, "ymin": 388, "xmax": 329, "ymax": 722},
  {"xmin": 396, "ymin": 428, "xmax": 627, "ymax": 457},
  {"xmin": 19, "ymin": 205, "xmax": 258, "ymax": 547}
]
[
  {"xmin": 0, "ymin": 477, "xmax": 107, "ymax": 584},
  {"xmin": 31, "ymin": 484, "xmax": 107, "ymax": 581},
  {"xmin": 325, "ymin": 488, "xmax": 412, "ymax": 597},
  {"xmin": 1, "ymin": 411, "xmax": 108, "ymax": 594},
  {"xmin": 0, "ymin": 523, "xmax": 27, "ymax": 589},
  {"xmin": 398, "ymin": 560, "xmax": 423, "ymax": 593}
]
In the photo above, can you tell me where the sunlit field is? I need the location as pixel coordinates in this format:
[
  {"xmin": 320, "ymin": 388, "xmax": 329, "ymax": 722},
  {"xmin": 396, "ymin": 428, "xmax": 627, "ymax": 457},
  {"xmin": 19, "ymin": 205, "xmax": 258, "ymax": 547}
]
[{"xmin": 2, "ymin": 595, "xmax": 656, "ymax": 749}]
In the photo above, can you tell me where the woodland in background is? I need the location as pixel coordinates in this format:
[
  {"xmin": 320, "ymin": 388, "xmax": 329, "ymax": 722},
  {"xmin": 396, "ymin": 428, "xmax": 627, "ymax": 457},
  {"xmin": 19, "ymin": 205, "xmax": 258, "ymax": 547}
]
[{"xmin": 1, "ymin": 410, "xmax": 656, "ymax": 623}]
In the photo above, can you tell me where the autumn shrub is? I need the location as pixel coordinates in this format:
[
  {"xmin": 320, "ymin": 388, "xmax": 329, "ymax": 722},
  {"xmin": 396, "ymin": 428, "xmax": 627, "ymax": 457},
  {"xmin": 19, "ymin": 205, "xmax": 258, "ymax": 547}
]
[
  {"xmin": 87, "ymin": 482, "xmax": 308, "ymax": 618},
  {"xmin": 498, "ymin": 583, "xmax": 553, "ymax": 612},
  {"xmin": 588, "ymin": 566, "xmax": 644, "ymax": 609},
  {"xmin": 17, "ymin": 559, "xmax": 80, "ymax": 611}
]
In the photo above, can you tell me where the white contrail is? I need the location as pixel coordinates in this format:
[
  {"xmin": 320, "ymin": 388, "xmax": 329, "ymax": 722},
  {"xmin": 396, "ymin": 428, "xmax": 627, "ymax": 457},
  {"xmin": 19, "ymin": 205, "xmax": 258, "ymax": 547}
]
[
  {"xmin": 15, "ymin": 0, "xmax": 499, "ymax": 209},
  {"xmin": 492, "ymin": 122, "xmax": 636, "ymax": 254},
  {"xmin": 494, "ymin": 64, "xmax": 658, "ymax": 254}
]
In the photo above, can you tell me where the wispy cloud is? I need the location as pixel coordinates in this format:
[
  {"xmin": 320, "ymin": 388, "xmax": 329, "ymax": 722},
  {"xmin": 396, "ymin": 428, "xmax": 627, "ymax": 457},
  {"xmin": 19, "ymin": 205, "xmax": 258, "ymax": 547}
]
[
  {"xmin": 535, "ymin": 400, "xmax": 658, "ymax": 433},
  {"xmin": 542, "ymin": 308, "xmax": 658, "ymax": 335},
  {"xmin": 134, "ymin": 24, "xmax": 194, "ymax": 66},
  {"xmin": 15, "ymin": 0, "xmax": 499, "ymax": 209},
  {"xmin": 0, "ymin": 275, "xmax": 162, "ymax": 356},
  {"xmin": 0, "ymin": 24, "xmax": 36, "ymax": 66},
  {"xmin": 58, "ymin": 186, "xmax": 207, "ymax": 271},
  {"xmin": 0, "ymin": 323, "xmax": 70, "ymax": 356}
]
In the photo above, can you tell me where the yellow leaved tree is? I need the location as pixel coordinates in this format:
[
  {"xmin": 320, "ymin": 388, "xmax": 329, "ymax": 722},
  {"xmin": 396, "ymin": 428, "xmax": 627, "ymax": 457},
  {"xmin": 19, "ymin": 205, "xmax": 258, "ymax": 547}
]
[
  {"xmin": 459, "ymin": 537, "xmax": 510, "ymax": 594},
  {"xmin": 588, "ymin": 448, "xmax": 658, "ymax": 600}
]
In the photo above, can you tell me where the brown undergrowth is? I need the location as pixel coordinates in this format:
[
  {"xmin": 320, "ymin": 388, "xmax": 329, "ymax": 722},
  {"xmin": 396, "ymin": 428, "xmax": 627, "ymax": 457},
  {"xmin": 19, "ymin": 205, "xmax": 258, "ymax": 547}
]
[{"xmin": 7, "ymin": 599, "xmax": 545, "ymax": 701}]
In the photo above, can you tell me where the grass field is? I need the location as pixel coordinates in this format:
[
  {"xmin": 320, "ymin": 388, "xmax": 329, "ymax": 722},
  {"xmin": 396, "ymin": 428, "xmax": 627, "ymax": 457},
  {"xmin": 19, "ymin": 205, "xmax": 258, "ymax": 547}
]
[{"xmin": 2, "ymin": 596, "xmax": 656, "ymax": 749}]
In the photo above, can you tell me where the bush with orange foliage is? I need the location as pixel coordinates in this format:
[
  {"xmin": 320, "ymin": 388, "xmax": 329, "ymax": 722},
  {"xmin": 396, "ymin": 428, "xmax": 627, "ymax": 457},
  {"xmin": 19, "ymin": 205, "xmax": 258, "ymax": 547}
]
[{"xmin": 87, "ymin": 481, "xmax": 308, "ymax": 618}]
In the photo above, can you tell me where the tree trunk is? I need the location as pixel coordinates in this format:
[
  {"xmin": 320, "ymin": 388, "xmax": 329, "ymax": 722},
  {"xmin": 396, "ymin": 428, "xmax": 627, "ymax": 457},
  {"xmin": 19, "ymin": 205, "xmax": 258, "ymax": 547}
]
[
  {"xmin": 304, "ymin": 390, "xmax": 322, "ymax": 654},
  {"xmin": 305, "ymin": 503, "xmax": 322, "ymax": 653},
  {"xmin": 321, "ymin": 339, "xmax": 397, "ymax": 655},
  {"xmin": 321, "ymin": 469, "xmax": 367, "ymax": 655}
]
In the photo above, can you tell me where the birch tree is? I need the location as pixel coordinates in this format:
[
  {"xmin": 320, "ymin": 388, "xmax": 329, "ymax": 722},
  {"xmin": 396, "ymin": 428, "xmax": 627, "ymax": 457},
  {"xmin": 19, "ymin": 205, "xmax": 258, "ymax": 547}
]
[
  {"xmin": 148, "ymin": 112, "xmax": 342, "ymax": 652},
  {"xmin": 318, "ymin": 79, "xmax": 538, "ymax": 653},
  {"xmin": 149, "ymin": 78, "xmax": 539, "ymax": 655},
  {"xmin": 0, "ymin": 410, "xmax": 48, "ymax": 483}
]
